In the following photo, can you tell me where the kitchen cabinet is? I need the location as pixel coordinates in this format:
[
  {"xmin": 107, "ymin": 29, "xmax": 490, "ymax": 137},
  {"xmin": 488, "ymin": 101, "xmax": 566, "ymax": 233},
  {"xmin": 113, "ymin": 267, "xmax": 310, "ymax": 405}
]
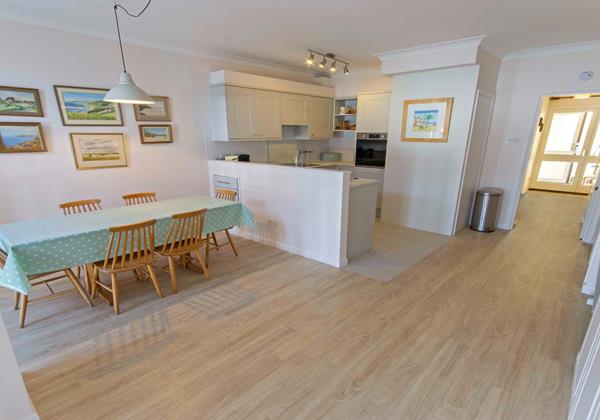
[
  {"xmin": 356, "ymin": 92, "xmax": 391, "ymax": 133},
  {"xmin": 307, "ymin": 97, "xmax": 333, "ymax": 139},
  {"xmin": 210, "ymin": 85, "xmax": 281, "ymax": 141},
  {"xmin": 281, "ymin": 93, "xmax": 308, "ymax": 125}
]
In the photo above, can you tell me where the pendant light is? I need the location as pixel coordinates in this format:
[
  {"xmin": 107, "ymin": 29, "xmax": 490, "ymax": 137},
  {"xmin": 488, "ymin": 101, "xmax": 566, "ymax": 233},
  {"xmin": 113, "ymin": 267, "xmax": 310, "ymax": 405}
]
[{"xmin": 104, "ymin": 1, "xmax": 154, "ymax": 104}]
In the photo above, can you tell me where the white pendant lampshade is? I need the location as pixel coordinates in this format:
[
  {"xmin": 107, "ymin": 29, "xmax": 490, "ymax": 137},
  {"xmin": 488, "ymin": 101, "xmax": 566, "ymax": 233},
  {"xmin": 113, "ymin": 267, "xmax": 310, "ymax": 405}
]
[{"xmin": 104, "ymin": 72, "xmax": 154, "ymax": 104}]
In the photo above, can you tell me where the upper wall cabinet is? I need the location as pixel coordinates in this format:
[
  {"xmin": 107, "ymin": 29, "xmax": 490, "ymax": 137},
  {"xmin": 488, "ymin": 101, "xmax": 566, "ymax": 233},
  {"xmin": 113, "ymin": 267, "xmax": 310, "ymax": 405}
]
[
  {"xmin": 281, "ymin": 93, "xmax": 309, "ymax": 126},
  {"xmin": 307, "ymin": 97, "xmax": 333, "ymax": 139},
  {"xmin": 356, "ymin": 92, "xmax": 391, "ymax": 133},
  {"xmin": 211, "ymin": 85, "xmax": 282, "ymax": 141}
]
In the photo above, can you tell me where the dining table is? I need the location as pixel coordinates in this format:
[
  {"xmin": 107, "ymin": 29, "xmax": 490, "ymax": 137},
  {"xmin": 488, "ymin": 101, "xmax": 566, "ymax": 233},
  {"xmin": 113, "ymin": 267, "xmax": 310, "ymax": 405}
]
[{"xmin": 0, "ymin": 195, "xmax": 255, "ymax": 295}]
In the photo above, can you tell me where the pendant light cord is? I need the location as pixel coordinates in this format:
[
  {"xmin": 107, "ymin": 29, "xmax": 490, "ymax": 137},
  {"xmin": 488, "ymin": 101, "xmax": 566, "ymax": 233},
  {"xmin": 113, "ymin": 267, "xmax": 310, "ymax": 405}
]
[{"xmin": 112, "ymin": 0, "xmax": 153, "ymax": 73}]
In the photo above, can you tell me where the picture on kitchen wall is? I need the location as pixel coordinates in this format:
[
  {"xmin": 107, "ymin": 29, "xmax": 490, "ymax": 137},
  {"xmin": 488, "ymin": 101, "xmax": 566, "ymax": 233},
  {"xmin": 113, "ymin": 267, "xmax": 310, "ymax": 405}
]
[
  {"xmin": 134, "ymin": 96, "xmax": 171, "ymax": 121},
  {"xmin": 402, "ymin": 97, "xmax": 453, "ymax": 143},
  {"xmin": 0, "ymin": 122, "xmax": 47, "ymax": 153},
  {"xmin": 54, "ymin": 85, "xmax": 123, "ymax": 126},
  {"xmin": 139, "ymin": 124, "xmax": 173, "ymax": 144},
  {"xmin": 0, "ymin": 86, "xmax": 44, "ymax": 117},
  {"xmin": 70, "ymin": 133, "xmax": 128, "ymax": 170}
]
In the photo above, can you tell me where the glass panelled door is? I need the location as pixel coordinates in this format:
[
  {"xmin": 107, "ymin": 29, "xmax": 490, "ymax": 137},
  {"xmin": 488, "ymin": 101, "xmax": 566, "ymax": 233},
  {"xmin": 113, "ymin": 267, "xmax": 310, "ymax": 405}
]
[{"xmin": 530, "ymin": 101, "xmax": 600, "ymax": 194}]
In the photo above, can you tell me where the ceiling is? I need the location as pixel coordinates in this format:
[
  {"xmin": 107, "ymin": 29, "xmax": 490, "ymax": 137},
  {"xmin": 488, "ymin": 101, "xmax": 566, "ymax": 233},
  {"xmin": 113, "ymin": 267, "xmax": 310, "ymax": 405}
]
[{"xmin": 1, "ymin": 0, "xmax": 599, "ymax": 71}]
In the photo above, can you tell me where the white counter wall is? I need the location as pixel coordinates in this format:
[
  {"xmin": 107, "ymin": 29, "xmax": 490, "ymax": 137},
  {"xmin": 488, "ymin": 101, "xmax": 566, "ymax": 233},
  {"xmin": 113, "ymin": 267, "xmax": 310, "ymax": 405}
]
[{"xmin": 208, "ymin": 160, "xmax": 350, "ymax": 267}]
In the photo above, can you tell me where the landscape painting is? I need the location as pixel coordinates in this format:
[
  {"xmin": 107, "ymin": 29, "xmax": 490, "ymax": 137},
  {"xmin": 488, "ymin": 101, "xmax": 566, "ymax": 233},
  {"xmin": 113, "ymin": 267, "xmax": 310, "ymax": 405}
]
[
  {"xmin": 0, "ymin": 86, "xmax": 44, "ymax": 117},
  {"xmin": 0, "ymin": 123, "xmax": 47, "ymax": 153},
  {"xmin": 54, "ymin": 86, "xmax": 123, "ymax": 126},
  {"xmin": 70, "ymin": 133, "xmax": 127, "ymax": 169},
  {"xmin": 402, "ymin": 97, "xmax": 453, "ymax": 143},
  {"xmin": 134, "ymin": 96, "xmax": 171, "ymax": 121},
  {"xmin": 139, "ymin": 124, "xmax": 173, "ymax": 144}
]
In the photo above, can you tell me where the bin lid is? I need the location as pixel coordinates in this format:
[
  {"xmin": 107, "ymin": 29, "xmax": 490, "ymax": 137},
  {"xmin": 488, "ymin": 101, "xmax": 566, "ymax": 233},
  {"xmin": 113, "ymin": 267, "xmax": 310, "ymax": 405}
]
[{"xmin": 477, "ymin": 188, "xmax": 503, "ymax": 196}]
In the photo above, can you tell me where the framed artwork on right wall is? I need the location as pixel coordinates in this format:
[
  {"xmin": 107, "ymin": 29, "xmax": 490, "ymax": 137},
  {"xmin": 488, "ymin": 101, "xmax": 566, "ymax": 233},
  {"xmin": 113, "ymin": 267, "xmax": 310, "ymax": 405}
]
[
  {"xmin": 401, "ymin": 97, "xmax": 453, "ymax": 143},
  {"xmin": 134, "ymin": 96, "xmax": 171, "ymax": 121}
]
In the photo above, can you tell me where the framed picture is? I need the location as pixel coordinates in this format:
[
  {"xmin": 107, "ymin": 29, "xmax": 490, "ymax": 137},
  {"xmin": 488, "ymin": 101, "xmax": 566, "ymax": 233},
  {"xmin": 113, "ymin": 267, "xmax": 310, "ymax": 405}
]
[
  {"xmin": 139, "ymin": 124, "xmax": 173, "ymax": 144},
  {"xmin": 0, "ymin": 86, "xmax": 44, "ymax": 117},
  {"xmin": 0, "ymin": 122, "xmax": 47, "ymax": 153},
  {"xmin": 54, "ymin": 85, "xmax": 123, "ymax": 126},
  {"xmin": 70, "ymin": 133, "xmax": 128, "ymax": 170},
  {"xmin": 401, "ymin": 97, "xmax": 453, "ymax": 143},
  {"xmin": 134, "ymin": 96, "xmax": 171, "ymax": 121}
]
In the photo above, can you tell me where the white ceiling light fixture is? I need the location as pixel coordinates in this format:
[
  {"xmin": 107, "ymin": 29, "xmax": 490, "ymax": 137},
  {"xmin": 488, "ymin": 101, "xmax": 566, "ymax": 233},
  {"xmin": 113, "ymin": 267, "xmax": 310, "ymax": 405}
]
[
  {"xmin": 306, "ymin": 50, "xmax": 350, "ymax": 75},
  {"xmin": 104, "ymin": 0, "xmax": 154, "ymax": 105}
]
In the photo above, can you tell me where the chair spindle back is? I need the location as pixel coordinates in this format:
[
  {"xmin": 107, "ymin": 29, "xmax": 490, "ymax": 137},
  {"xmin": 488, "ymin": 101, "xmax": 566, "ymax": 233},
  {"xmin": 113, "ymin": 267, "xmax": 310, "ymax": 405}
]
[
  {"xmin": 103, "ymin": 219, "xmax": 156, "ymax": 270},
  {"xmin": 123, "ymin": 192, "xmax": 158, "ymax": 206},
  {"xmin": 215, "ymin": 188, "xmax": 237, "ymax": 202},
  {"xmin": 59, "ymin": 199, "xmax": 102, "ymax": 215},
  {"xmin": 162, "ymin": 209, "xmax": 207, "ymax": 254}
]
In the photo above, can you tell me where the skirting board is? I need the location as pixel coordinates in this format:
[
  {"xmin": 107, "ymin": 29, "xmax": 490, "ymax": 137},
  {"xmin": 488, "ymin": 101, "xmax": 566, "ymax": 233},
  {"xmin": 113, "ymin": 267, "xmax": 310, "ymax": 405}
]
[{"xmin": 231, "ymin": 227, "xmax": 348, "ymax": 268}]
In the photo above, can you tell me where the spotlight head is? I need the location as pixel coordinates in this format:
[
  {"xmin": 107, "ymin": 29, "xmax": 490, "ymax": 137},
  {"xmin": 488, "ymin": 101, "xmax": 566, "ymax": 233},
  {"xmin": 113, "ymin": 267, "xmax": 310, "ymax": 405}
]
[
  {"xmin": 319, "ymin": 57, "xmax": 327, "ymax": 68},
  {"xmin": 305, "ymin": 51, "xmax": 314, "ymax": 65},
  {"xmin": 344, "ymin": 64, "xmax": 349, "ymax": 75},
  {"xmin": 330, "ymin": 61, "xmax": 337, "ymax": 72}
]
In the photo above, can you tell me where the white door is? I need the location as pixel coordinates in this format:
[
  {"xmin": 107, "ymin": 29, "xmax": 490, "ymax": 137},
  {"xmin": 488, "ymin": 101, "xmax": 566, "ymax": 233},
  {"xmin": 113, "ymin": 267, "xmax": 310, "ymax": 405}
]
[
  {"xmin": 281, "ymin": 93, "xmax": 308, "ymax": 125},
  {"xmin": 356, "ymin": 92, "xmax": 391, "ymax": 133},
  {"xmin": 530, "ymin": 98, "xmax": 600, "ymax": 194},
  {"xmin": 255, "ymin": 91, "xmax": 281, "ymax": 139},
  {"xmin": 226, "ymin": 86, "xmax": 255, "ymax": 139},
  {"xmin": 308, "ymin": 98, "xmax": 333, "ymax": 139}
]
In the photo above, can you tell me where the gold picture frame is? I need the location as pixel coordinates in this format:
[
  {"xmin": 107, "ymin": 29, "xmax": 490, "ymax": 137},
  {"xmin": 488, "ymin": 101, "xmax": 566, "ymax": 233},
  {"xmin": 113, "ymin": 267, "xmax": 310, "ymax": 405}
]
[
  {"xmin": 0, "ymin": 122, "xmax": 47, "ymax": 153},
  {"xmin": 0, "ymin": 86, "xmax": 44, "ymax": 117},
  {"xmin": 70, "ymin": 133, "xmax": 128, "ymax": 170},
  {"xmin": 54, "ymin": 85, "xmax": 123, "ymax": 126},
  {"xmin": 134, "ymin": 96, "xmax": 171, "ymax": 121},
  {"xmin": 401, "ymin": 97, "xmax": 453, "ymax": 143},
  {"xmin": 139, "ymin": 124, "xmax": 173, "ymax": 144}
]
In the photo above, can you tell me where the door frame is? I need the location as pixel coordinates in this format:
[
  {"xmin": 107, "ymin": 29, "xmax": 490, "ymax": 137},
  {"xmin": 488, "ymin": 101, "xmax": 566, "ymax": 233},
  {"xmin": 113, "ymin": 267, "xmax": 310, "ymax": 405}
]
[
  {"xmin": 509, "ymin": 90, "xmax": 600, "ymax": 229},
  {"xmin": 528, "ymin": 100, "xmax": 600, "ymax": 193}
]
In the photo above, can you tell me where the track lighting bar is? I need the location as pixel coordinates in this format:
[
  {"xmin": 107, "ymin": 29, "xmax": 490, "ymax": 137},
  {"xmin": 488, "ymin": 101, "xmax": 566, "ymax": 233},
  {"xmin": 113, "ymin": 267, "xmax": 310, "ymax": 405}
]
[{"xmin": 305, "ymin": 49, "xmax": 350, "ymax": 75}]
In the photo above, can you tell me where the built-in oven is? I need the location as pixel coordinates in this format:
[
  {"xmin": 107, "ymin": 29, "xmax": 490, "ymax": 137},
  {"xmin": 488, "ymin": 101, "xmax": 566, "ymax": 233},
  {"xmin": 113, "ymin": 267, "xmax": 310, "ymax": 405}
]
[{"xmin": 355, "ymin": 132, "xmax": 387, "ymax": 168}]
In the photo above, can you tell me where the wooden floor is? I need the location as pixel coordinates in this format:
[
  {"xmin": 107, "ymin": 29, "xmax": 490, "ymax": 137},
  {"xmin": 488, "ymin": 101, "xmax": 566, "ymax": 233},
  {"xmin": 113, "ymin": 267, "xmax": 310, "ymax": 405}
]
[{"xmin": 0, "ymin": 190, "xmax": 592, "ymax": 419}]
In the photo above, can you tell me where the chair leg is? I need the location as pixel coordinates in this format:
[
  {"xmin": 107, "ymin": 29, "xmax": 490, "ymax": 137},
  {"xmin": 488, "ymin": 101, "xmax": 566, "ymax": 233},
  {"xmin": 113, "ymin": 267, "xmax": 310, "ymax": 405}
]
[
  {"xmin": 13, "ymin": 292, "xmax": 20, "ymax": 310},
  {"xmin": 91, "ymin": 267, "xmax": 99, "ymax": 299},
  {"xmin": 19, "ymin": 294, "xmax": 28, "ymax": 328},
  {"xmin": 194, "ymin": 250, "xmax": 210, "ymax": 280},
  {"xmin": 205, "ymin": 238, "xmax": 210, "ymax": 268},
  {"xmin": 225, "ymin": 229, "xmax": 239, "ymax": 257},
  {"xmin": 211, "ymin": 233, "xmax": 220, "ymax": 249},
  {"xmin": 64, "ymin": 269, "xmax": 94, "ymax": 307},
  {"xmin": 111, "ymin": 273, "xmax": 120, "ymax": 315},
  {"xmin": 167, "ymin": 256, "xmax": 177, "ymax": 293},
  {"xmin": 147, "ymin": 265, "xmax": 164, "ymax": 298}
]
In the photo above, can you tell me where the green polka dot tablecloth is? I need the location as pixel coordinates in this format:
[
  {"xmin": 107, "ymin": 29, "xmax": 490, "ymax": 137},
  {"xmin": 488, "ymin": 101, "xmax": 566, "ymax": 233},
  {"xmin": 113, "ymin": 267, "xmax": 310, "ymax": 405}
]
[{"xmin": 0, "ymin": 195, "xmax": 255, "ymax": 295}]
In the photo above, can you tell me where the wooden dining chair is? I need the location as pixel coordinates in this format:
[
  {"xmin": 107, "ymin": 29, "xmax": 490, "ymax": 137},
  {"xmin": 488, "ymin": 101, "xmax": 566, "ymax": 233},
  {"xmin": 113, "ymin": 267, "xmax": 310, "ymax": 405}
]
[
  {"xmin": 1, "ymin": 251, "xmax": 93, "ymax": 328},
  {"xmin": 59, "ymin": 198, "xmax": 103, "ymax": 292},
  {"xmin": 91, "ymin": 219, "xmax": 163, "ymax": 315},
  {"xmin": 59, "ymin": 198, "xmax": 102, "ymax": 215},
  {"xmin": 155, "ymin": 209, "xmax": 210, "ymax": 293},
  {"xmin": 206, "ymin": 189, "xmax": 240, "ymax": 265},
  {"xmin": 122, "ymin": 192, "xmax": 157, "ymax": 206}
]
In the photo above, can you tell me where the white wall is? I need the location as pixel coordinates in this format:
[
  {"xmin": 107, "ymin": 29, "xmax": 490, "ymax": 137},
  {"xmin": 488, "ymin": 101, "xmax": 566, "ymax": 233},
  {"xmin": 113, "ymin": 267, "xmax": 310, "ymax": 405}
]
[
  {"xmin": 0, "ymin": 314, "xmax": 38, "ymax": 420},
  {"xmin": 480, "ymin": 48, "xmax": 600, "ymax": 229},
  {"xmin": 208, "ymin": 160, "xmax": 350, "ymax": 267},
  {"xmin": 332, "ymin": 69, "xmax": 392, "ymax": 98},
  {"xmin": 381, "ymin": 66, "xmax": 479, "ymax": 235},
  {"xmin": 0, "ymin": 19, "xmax": 320, "ymax": 224}
]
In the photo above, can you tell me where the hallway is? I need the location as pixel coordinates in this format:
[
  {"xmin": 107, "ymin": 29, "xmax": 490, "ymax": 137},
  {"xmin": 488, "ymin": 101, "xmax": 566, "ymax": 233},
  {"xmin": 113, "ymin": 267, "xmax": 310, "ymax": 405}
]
[{"xmin": 0, "ymin": 191, "xmax": 593, "ymax": 419}]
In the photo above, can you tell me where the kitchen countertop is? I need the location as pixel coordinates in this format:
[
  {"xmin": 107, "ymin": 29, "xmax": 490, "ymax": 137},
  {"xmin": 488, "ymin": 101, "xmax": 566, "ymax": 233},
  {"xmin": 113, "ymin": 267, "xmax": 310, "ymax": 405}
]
[{"xmin": 350, "ymin": 178, "xmax": 379, "ymax": 189}]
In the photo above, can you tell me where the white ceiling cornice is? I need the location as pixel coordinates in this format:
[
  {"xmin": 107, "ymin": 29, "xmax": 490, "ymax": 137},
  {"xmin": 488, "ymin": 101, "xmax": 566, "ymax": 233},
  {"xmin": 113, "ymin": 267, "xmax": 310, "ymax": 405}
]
[
  {"xmin": 375, "ymin": 36, "xmax": 485, "ymax": 61},
  {"xmin": 505, "ymin": 39, "xmax": 600, "ymax": 60}
]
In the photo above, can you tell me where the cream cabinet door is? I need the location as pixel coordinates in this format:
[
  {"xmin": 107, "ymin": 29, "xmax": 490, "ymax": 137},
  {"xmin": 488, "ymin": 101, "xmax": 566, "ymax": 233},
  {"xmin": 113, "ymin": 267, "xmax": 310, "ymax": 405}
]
[
  {"xmin": 226, "ymin": 86, "xmax": 256, "ymax": 139},
  {"xmin": 357, "ymin": 92, "xmax": 391, "ymax": 133},
  {"xmin": 255, "ymin": 90, "xmax": 282, "ymax": 139},
  {"xmin": 281, "ymin": 93, "xmax": 308, "ymax": 125},
  {"xmin": 308, "ymin": 97, "xmax": 333, "ymax": 139}
]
